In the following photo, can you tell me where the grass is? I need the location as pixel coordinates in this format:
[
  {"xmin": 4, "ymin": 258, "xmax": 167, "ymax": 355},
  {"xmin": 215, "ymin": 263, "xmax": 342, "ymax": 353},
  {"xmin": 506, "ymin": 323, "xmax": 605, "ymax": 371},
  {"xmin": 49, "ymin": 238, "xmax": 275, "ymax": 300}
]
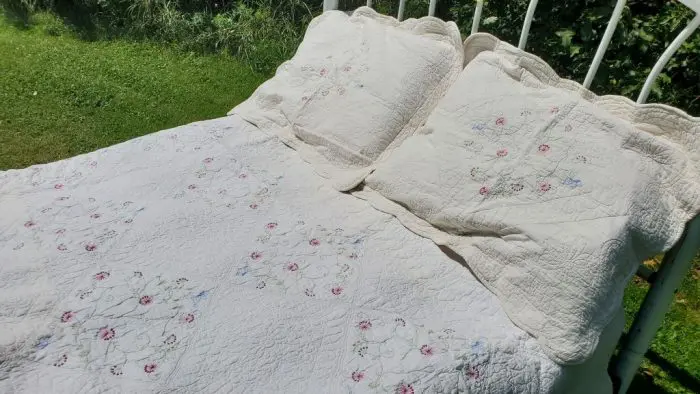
[
  {"xmin": 1, "ymin": 13, "xmax": 699, "ymax": 394},
  {"xmin": 0, "ymin": 13, "xmax": 266, "ymax": 170}
]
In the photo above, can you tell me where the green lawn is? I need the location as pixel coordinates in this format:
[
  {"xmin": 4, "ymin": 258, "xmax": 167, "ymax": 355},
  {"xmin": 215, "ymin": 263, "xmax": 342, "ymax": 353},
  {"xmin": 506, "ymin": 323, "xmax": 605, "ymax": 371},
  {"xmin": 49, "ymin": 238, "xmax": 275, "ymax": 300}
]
[{"xmin": 1, "ymin": 14, "xmax": 699, "ymax": 394}]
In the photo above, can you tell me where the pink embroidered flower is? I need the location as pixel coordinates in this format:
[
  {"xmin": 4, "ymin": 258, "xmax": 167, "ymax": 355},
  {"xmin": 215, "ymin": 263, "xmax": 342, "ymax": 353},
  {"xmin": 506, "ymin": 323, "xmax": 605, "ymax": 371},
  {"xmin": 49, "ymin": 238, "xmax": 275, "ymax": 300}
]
[
  {"xmin": 465, "ymin": 365, "xmax": 480, "ymax": 380},
  {"xmin": 144, "ymin": 363, "xmax": 157, "ymax": 374},
  {"xmin": 550, "ymin": 106, "xmax": 559, "ymax": 114},
  {"xmin": 496, "ymin": 149, "xmax": 508, "ymax": 157},
  {"xmin": 57, "ymin": 244, "xmax": 67, "ymax": 251},
  {"xmin": 86, "ymin": 243, "xmax": 97, "ymax": 252},
  {"xmin": 24, "ymin": 220, "xmax": 36, "ymax": 228},
  {"xmin": 343, "ymin": 65, "xmax": 352, "ymax": 72},
  {"xmin": 183, "ymin": 313, "xmax": 195, "ymax": 323},
  {"xmin": 110, "ymin": 365, "xmax": 123, "ymax": 375},
  {"xmin": 358, "ymin": 320, "xmax": 372, "ymax": 330},
  {"xmin": 331, "ymin": 286, "xmax": 343, "ymax": 296},
  {"xmin": 187, "ymin": 184, "xmax": 197, "ymax": 190},
  {"xmin": 309, "ymin": 238, "xmax": 320, "ymax": 246},
  {"xmin": 249, "ymin": 203, "xmax": 258, "ymax": 210},
  {"xmin": 319, "ymin": 68, "xmax": 328, "ymax": 76},
  {"xmin": 420, "ymin": 344, "xmax": 433, "ymax": 356},
  {"xmin": 203, "ymin": 157, "xmax": 213, "ymax": 164},
  {"xmin": 395, "ymin": 318, "xmax": 406, "ymax": 327},
  {"xmin": 94, "ymin": 271, "xmax": 109, "ymax": 280},
  {"xmin": 99, "ymin": 327, "xmax": 116, "ymax": 340},
  {"xmin": 90, "ymin": 213, "xmax": 101, "ymax": 219},
  {"xmin": 538, "ymin": 144, "xmax": 550, "ymax": 153},
  {"xmin": 238, "ymin": 174, "xmax": 247, "ymax": 179},
  {"xmin": 396, "ymin": 383, "xmax": 415, "ymax": 394},
  {"xmin": 304, "ymin": 288, "xmax": 315, "ymax": 297},
  {"xmin": 479, "ymin": 186, "xmax": 489, "ymax": 196},
  {"xmin": 53, "ymin": 354, "xmax": 67, "ymax": 367},
  {"xmin": 495, "ymin": 117, "xmax": 506, "ymax": 126},
  {"xmin": 61, "ymin": 311, "xmax": 75, "ymax": 323},
  {"xmin": 54, "ymin": 183, "xmax": 64, "ymax": 190},
  {"xmin": 139, "ymin": 295, "xmax": 153, "ymax": 305},
  {"xmin": 163, "ymin": 334, "xmax": 177, "ymax": 345},
  {"xmin": 539, "ymin": 182, "xmax": 551, "ymax": 192},
  {"xmin": 265, "ymin": 222, "xmax": 277, "ymax": 230},
  {"xmin": 287, "ymin": 262, "xmax": 299, "ymax": 272},
  {"xmin": 250, "ymin": 251, "xmax": 262, "ymax": 260},
  {"xmin": 351, "ymin": 370, "xmax": 365, "ymax": 382}
]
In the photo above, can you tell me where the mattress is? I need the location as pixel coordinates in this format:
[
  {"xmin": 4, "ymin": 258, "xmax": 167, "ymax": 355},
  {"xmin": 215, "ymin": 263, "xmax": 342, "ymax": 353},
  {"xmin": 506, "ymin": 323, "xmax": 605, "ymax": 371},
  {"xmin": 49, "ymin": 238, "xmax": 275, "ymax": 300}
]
[{"xmin": 0, "ymin": 115, "xmax": 623, "ymax": 393}]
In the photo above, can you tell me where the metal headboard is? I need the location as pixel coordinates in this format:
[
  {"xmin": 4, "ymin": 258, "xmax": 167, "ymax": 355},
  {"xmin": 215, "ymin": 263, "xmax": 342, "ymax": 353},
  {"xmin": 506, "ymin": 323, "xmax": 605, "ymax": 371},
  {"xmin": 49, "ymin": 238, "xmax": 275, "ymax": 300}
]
[{"xmin": 323, "ymin": 1, "xmax": 700, "ymax": 393}]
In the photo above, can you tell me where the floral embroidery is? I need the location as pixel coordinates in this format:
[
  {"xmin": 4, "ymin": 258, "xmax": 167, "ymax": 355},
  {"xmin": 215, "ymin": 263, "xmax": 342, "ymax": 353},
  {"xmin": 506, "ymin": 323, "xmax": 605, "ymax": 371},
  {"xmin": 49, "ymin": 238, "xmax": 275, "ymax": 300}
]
[
  {"xmin": 163, "ymin": 334, "xmax": 177, "ymax": 345},
  {"xmin": 419, "ymin": 344, "xmax": 433, "ymax": 356},
  {"xmin": 351, "ymin": 370, "xmax": 364, "ymax": 382},
  {"xmin": 55, "ymin": 228, "xmax": 66, "ymax": 234},
  {"xmin": 249, "ymin": 203, "xmax": 258, "ymax": 209},
  {"xmin": 187, "ymin": 184, "xmax": 197, "ymax": 190},
  {"xmin": 539, "ymin": 182, "xmax": 551, "ymax": 192},
  {"xmin": 61, "ymin": 311, "xmax": 75, "ymax": 323},
  {"xmin": 54, "ymin": 183, "xmax": 64, "ymax": 190},
  {"xmin": 98, "ymin": 327, "xmax": 115, "ymax": 340},
  {"xmin": 479, "ymin": 186, "xmax": 489, "ymax": 196},
  {"xmin": 511, "ymin": 183, "xmax": 524, "ymax": 192},
  {"xmin": 183, "ymin": 313, "xmax": 195, "ymax": 323},
  {"xmin": 94, "ymin": 271, "xmax": 109, "ymax": 280},
  {"xmin": 353, "ymin": 341, "xmax": 368, "ymax": 357},
  {"xmin": 139, "ymin": 295, "xmax": 153, "ymax": 305},
  {"xmin": 286, "ymin": 262, "xmax": 299, "ymax": 272},
  {"xmin": 256, "ymin": 281, "xmax": 266, "ymax": 289},
  {"xmin": 465, "ymin": 365, "xmax": 480, "ymax": 380},
  {"xmin": 250, "ymin": 251, "xmax": 262, "ymax": 260},
  {"xmin": 90, "ymin": 213, "xmax": 101, "ymax": 219},
  {"xmin": 176, "ymin": 277, "xmax": 189, "ymax": 285},
  {"xmin": 24, "ymin": 220, "xmax": 36, "ymax": 228},
  {"xmin": 144, "ymin": 363, "xmax": 157, "ymax": 374},
  {"xmin": 358, "ymin": 320, "xmax": 372, "ymax": 330},
  {"xmin": 309, "ymin": 238, "xmax": 320, "ymax": 246},
  {"xmin": 37, "ymin": 336, "xmax": 51, "ymax": 349},
  {"xmin": 520, "ymin": 110, "xmax": 532, "ymax": 116},
  {"xmin": 495, "ymin": 117, "xmax": 506, "ymax": 126},
  {"xmin": 496, "ymin": 149, "xmax": 508, "ymax": 157},
  {"xmin": 110, "ymin": 365, "xmax": 123, "ymax": 376},
  {"xmin": 203, "ymin": 157, "xmax": 214, "ymax": 164},
  {"xmin": 239, "ymin": 174, "xmax": 247, "ymax": 179},
  {"xmin": 53, "ymin": 354, "xmax": 67, "ymax": 367},
  {"xmin": 472, "ymin": 123, "xmax": 486, "ymax": 132},
  {"xmin": 396, "ymin": 383, "xmax": 415, "ymax": 394},
  {"xmin": 57, "ymin": 244, "xmax": 67, "ymax": 251},
  {"xmin": 265, "ymin": 222, "xmax": 277, "ymax": 230},
  {"xmin": 562, "ymin": 177, "xmax": 583, "ymax": 188},
  {"xmin": 395, "ymin": 318, "xmax": 406, "ymax": 327},
  {"xmin": 319, "ymin": 68, "xmax": 328, "ymax": 77},
  {"xmin": 331, "ymin": 286, "xmax": 343, "ymax": 296},
  {"xmin": 85, "ymin": 243, "xmax": 97, "ymax": 252},
  {"xmin": 343, "ymin": 65, "xmax": 352, "ymax": 72},
  {"xmin": 304, "ymin": 289, "xmax": 315, "ymax": 297},
  {"xmin": 564, "ymin": 124, "xmax": 572, "ymax": 132},
  {"xmin": 550, "ymin": 106, "xmax": 559, "ymax": 114},
  {"xmin": 575, "ymin": 155, "xmax": 588, "ymax": 163},
  {"xmin": 538, "ymin": 144, "xmax": 550, "ymax": 153}
]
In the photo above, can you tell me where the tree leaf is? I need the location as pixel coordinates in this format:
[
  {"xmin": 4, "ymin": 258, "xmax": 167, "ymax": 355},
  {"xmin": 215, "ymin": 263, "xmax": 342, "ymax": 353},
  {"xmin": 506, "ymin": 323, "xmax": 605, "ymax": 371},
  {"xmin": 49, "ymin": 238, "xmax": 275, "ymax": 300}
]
[{"xmin": 555, "ymin": 29, "xmax": 575, "ymax": 47}]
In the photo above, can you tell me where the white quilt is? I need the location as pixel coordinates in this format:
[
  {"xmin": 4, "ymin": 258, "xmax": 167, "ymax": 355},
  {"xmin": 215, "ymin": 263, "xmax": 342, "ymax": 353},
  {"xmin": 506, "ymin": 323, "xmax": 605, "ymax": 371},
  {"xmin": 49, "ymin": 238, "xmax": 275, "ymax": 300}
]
[{"xmin": 0, "ymin": 116, "xmax": 620, "ymax": 393}]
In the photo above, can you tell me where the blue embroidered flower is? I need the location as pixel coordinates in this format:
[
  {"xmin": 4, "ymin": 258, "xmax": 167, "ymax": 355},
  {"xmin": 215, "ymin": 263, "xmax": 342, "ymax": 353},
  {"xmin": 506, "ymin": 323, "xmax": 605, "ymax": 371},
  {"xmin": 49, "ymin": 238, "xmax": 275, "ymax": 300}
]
[
  {"xmin": 36, "ymin": 336, "xmax": 51, "ymax": 349},
  {"xmin": 236, "ymin": 266, "xmax": 249, "ymax": 277},
  {"xmin": 562, "ymin": 177, "xmax": 583, "ymax": 188},
  {"xmin": 471, "ymin": 123, "xmax": 486, "ymax": 132}
]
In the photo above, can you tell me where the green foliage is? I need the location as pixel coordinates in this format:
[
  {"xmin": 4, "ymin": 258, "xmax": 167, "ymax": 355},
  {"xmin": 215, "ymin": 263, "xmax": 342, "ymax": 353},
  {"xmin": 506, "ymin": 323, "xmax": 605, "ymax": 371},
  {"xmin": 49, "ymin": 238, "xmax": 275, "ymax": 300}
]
[{"xmin": 449, "ymin": 0, "xmax": 700, "ymax": 115}]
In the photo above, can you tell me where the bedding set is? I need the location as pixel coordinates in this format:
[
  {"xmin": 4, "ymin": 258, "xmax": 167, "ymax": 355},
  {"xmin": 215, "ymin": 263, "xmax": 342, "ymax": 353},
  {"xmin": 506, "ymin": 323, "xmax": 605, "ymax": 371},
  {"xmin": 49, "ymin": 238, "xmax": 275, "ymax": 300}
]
[{"xmin": 2, "ymin": 7, "xmax": 699, "ymax": 394}]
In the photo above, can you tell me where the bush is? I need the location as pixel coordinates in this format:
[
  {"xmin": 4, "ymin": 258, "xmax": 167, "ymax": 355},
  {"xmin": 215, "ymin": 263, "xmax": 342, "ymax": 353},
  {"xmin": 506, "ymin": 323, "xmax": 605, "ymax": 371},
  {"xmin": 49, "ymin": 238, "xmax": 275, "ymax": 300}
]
[{"xmin": 1, "ymin": 0, "xmax": 698, "ymax": 114}]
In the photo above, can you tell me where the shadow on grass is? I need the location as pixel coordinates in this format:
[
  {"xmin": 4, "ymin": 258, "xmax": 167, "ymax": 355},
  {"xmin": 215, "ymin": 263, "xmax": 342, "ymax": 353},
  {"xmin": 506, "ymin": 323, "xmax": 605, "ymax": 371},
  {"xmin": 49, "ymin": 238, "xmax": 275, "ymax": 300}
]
[
  {"xmin": 610, "ymin": 347, "xmax": 700, "ymax": 394},
  {"xmin": 1, "ymin": 0, "xmax": 99, "ymax": 39}
]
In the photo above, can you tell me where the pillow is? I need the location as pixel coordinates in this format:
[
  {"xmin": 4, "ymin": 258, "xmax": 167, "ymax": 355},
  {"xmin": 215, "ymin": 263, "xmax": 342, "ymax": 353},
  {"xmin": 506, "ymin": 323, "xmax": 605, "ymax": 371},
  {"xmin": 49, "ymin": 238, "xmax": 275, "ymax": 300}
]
[
  {"xmin": 357, "ymin": 33, "xmax": 700, "ymax": 365},
  {"xmin": 231, "ymin": 7, "xmax": 463, "ymax": 190}
]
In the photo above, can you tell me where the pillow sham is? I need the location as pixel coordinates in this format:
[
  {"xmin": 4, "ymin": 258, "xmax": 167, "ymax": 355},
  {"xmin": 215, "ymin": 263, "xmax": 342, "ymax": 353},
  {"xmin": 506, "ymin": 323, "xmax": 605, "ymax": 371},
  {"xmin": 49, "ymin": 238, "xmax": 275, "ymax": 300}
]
[
  {"xmin": 357, "ymin": 33, "xmax": 700, "ymax": 365},
  {"xmin": 231, "ymin": 7, "xmax": 463, "ymax": 190}
]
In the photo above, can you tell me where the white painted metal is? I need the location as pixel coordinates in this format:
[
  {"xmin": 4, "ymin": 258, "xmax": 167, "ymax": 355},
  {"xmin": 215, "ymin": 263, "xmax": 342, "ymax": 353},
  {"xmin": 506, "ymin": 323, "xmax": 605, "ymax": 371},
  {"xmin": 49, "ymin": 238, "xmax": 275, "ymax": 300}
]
[
  {"xmin": 615, "ymin": 216, "xmax": 700, "ymax": 394},
  {"xmin": 582, "ymin": 0, "xmax": 626, "ymax": 88},
  {"xmin": 518, "ymin": 0, "xmax": 539, "ymax": 49},
  {"xmin": 471, "ymin": 0, "xmax": 485, "ymax": 34},
  {"xmin": 429, "ymin": 0, "xmax": 437, "ymax": 16},
  {"xmin": 678, "ymin": 0, "xmax": 700, "ymax": 14},
  {"xmin": 398, "ymin": 0, "xmax": 406, "ymax": 21},
  {"xmin": 323, "ymin": 0, "xmax": 338, "ymax": 11},
  {"xmin": 367, "ymin": 0, "xmax": 373, "ymax": 8},
  {"xmin": 637, "ymin": 13, "xmax": 700, "ymax": 103}
]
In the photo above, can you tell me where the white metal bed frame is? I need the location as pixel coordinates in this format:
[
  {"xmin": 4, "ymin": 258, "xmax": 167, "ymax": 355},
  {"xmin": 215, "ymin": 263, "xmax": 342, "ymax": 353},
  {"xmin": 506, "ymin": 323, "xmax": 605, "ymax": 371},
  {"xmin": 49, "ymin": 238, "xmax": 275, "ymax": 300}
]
[{"xmin": 322, "ymin": 1, "xmax": 700, "ymax": 393}]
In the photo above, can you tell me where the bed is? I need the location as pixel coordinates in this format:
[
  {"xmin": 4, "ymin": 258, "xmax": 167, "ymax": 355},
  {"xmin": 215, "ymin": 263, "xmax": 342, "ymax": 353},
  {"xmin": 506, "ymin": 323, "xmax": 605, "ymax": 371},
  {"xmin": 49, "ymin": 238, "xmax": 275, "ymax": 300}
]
[{"xmin": 1, "ymin": 1, "xmax": 699, "ymax": 394}]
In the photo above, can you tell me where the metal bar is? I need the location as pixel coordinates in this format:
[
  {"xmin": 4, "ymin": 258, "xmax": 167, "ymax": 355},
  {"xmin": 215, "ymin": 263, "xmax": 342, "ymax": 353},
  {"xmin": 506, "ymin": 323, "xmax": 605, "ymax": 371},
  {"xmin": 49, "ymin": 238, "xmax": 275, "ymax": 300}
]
[
  {"xmin": 323, "ymin": 0, "xmax": 339, "ymax": 11},
  {"xmin": 518, "ymin": 0, "xmax": 539, "ymax": 50},
  {"xmin": 583, "ymin": 0, "xmax": 626, "ymax": 88},
  {"xmin": 398, "ymin": 0, "xmax": 406, "ymax": 21},
  {"xmin": 614, "ymin": 215, "xmax": 700, "ymax": 394},
  {"xmin": 429, "ymin": 0, "xmax": 437, "ymax": 16},
  {"xmin": 471, "ymin": 0, "xmax": 485, "ymax": 34},
  {"xmin": 637, "ymin": 13, "xmax": 700, "ymax": 103}
]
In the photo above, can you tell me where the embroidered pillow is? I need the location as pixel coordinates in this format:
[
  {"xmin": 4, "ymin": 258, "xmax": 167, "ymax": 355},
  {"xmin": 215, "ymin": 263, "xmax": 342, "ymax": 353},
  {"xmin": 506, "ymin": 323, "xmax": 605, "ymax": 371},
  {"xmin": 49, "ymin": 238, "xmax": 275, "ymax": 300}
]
[
  {"xmin": 357, "ymin": 33, "xmax": 700, "ymax": 365},
  {"xmin": 231, "ymin": 7, "xmax": 463, "ymax": 190}
]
